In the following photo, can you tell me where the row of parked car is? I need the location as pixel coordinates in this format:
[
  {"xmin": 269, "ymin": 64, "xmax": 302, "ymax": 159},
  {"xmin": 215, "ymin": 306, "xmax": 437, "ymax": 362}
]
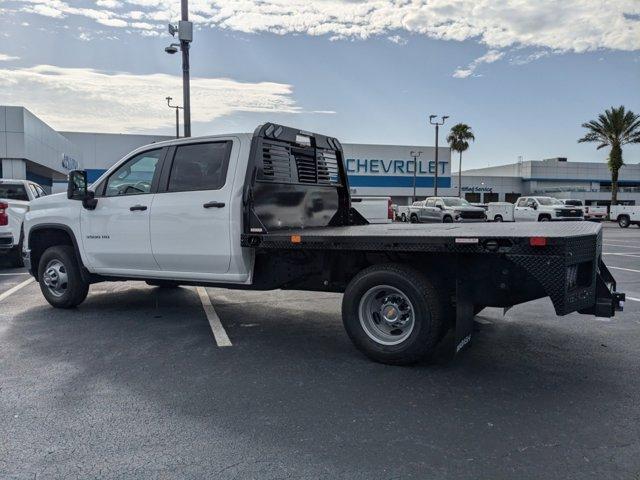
[{"xmin": 392, "ymin": 196, "xmax": 640, "ymax": 227}]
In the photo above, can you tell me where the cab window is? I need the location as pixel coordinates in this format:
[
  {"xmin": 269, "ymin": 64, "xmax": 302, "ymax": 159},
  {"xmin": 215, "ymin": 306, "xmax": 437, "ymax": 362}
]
[
  {"xmin": 0, "ymin": 184, "xmax": 28, "ymax": 201},
  {"xmin": 105, "ymin": 149, "xmax": 163, "ymax": 197},
  {"xmin": 167, "ymin": 141, "xmax": 232, "ymax": 193},
  {"xmin": 516, "ymin": 198, "xmax": 528, "ymax": 207}
]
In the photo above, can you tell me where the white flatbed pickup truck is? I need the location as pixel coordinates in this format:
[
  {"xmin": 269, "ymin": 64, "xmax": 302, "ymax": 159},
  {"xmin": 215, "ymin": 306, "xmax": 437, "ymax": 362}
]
[
  {"xmin": 23, "ymin": 124, "xmax": 624, "ymax": 365},
  {"xmin": 0, "ymin": 179, "xmax": 47, "ymax": 266}
]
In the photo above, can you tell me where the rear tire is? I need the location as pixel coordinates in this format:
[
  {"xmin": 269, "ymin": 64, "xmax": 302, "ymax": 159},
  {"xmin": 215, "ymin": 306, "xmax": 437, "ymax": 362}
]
[
  {"xmin": 401, "ymin": 213, "xmax": 407, "ymax": 222},
  {"xmin": 38, "ymin": 245, "xmax": 89, "ymax": 308},
  {"xmin": 342, "ymin": 264, "xmax": 445, "ymax": 365},
  {"xmin": 410, "ymin": 214, "xmax": 418, "ymax": 223},
  {"xmin": 443, "ymin": 216, "xmax": 453, "ymax": 223},
  {"xmin": 8, "ymin": 245, "xmax": 23, "ymax": 268},
  {"xmin": 618, "ymin": 216, "xmax": 630, "ymax": 228},
  {"xmin": 494, "ymin": 215, "xmax": 503, "ymax": 222}
]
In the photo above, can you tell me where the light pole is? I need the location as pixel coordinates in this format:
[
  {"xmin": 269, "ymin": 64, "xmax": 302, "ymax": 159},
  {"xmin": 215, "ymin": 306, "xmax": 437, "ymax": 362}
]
[
  {"xmin": 410, "ymin": 150, "xmax": 422, "ymax": 203},
  {"xmin": 166, "ymin": 96, "xmax": 183, "ymax": 139},
  {"xmin": 165, "ymin": 0, "xmax": 193, "ymax": 137},
  {"xmin": 429, "ymin": 115, "xmax": 448, "ymax": 196}
]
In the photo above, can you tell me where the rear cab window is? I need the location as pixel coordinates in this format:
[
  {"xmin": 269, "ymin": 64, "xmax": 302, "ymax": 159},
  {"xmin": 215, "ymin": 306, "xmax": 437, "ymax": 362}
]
[
  {"xmin": 0, "ymin": 183, "xmax": 29, "ymax": 201},
  {"xmin": 165, "ymin": 141, "xmax": 232, "ymax": 192}
]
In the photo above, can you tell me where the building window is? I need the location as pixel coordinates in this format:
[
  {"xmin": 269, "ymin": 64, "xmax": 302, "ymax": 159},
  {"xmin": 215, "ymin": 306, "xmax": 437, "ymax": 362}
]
[
  {"xmin": 505, "ymin": 193, "xmax": 521, "ymax": 203},
  {"xmin": 465, "ymin": 192, "xmax": 481, "ymax": 203},
  {"xmin": 483, "ymin": 192, "xmax": 498, "ymax": 203}
]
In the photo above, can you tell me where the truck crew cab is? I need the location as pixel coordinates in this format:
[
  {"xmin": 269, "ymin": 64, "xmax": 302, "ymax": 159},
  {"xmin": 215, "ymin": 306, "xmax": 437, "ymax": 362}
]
[{"xmin": 23, "ymin": 124, "xmax": 624, "ymax": 365}]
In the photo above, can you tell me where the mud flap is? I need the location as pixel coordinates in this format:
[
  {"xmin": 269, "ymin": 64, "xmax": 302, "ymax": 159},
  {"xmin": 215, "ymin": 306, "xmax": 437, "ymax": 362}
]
[{"xmin": 454, "ymin": 275, "xmax": 475, "ymax": 355}]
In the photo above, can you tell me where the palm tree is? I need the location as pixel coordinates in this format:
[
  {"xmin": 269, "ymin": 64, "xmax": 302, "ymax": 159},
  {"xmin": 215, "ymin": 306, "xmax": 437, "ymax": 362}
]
[
  {"xmin": 578, "ymin": 106, "xmax": 640, "ymax": 205},
  {"xmin": 447, "ymin": 124, "xmax": 475, "ymax": 198}
]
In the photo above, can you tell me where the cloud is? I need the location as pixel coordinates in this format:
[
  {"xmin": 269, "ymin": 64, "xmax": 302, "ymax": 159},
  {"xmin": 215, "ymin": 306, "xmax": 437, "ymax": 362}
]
[
  {"xmin": 0, "ymin": 54, "xmax": 20, "ymax": 61},
  {"xmin": 14, "ymin": 0, "xmax": 640, "ymax": 55},
  {"xmin": 0, "ymin": 64, "xmax": 305, "ymax": 132},
  {"xmin": 387, "ymin": 35, "xmax": 408, "ymax": 45},
  {"xmin": 453, "ymin": 50, "xmax": 504, "ymax": 78}
]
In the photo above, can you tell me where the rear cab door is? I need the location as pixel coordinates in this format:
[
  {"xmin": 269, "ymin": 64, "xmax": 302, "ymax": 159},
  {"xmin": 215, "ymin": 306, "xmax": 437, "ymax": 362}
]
[
  {"xmin": 149, "ymin": 138, "xmax": 237, "ymax": 280},
  {"xmin": 514, "ymin": 197, "xmax": 534, "ymax": 221}
]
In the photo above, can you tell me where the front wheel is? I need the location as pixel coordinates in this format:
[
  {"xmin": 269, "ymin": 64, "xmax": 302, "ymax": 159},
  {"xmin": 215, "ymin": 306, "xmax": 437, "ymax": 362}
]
[
  {"xmin": 618, "ymin": 216, "xmax": 630, "ymax": 228},
  {"xmin": 401, "ymin": 213, "xmax": 407, "ymax": 222},
  {"xmin": 494, "ymin": 215, "xmax": 503, "ymax": 222},
  {"xmin": 410, "ymin": 214, "xmax": 418, "ymax": 223},
  {"xmin": 342, "ymin": 264, "xmax": 445, "ymax": 365},
  {"xmin": 538, "ymin": 215, "xmax": 550, "ymax": 222},
  {"xmin": 38, "ymin": 245, "xmax": 89, "ymax": 308},
  {"xmin": 443, "ymin": 216, "xmax": 453, "ymax": 223}
]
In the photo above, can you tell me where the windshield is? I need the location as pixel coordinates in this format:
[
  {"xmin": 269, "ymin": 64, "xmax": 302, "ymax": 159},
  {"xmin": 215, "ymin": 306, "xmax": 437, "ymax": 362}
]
[
  {"xmin": 536, "ymin": 197, "xmax": 563, "ymax": 206},
  {"xmin": 442, "ymin": 198, "xmax": 470, "ymax": 207},
  {"xmin": 0, "ymin": 184, "xmax": 29, "ymax": 201}
]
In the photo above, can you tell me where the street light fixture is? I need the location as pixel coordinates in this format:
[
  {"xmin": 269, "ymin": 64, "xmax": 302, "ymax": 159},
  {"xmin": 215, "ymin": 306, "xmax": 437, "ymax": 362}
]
[
  {"xmin": 166, "ymin": 96, "xmax": 183, "ymax": 139},
  {"xmin": 409, "ymin": 150, "xmax": 422, "ymax": 204},
  {"xmin": 165, "ymin": 0, "xmax": 193, "ymax": 137},
  {"xmin": 429, "ymin": 115, "xmax": 448, "ymax": 196}
]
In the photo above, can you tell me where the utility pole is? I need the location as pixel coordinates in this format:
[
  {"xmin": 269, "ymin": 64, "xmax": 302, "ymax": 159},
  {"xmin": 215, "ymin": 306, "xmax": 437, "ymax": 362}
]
[
  {"xmin": 410, "ymin": 150, "xmax": 422, "ymax": 203},
  {"xmin": 166, "ymin": 96, "xmax": 183, "ymax": 138},
  {"xmin": 429, "ymin": 115, "xmax": 448, "ymax": 196},
  {"xmin": 165, "ymin": 0, "xmax": 193, "ymax": 137}
]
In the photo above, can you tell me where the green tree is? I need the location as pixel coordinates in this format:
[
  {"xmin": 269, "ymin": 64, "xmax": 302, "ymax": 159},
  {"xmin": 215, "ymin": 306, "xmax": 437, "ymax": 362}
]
[
  {"xmin": 447, "ymin": 124, "xmax": 475, "ymax": 198},
  {"xmin": 578, "ymin": 106, "xmax": 640, "ymax": 205}
]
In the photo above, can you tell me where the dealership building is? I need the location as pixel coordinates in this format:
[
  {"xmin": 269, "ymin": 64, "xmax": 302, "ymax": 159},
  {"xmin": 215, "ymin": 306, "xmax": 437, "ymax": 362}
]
[{"xmin": 1, "ymin": 106, "xmax": 638, "ymax": 206}]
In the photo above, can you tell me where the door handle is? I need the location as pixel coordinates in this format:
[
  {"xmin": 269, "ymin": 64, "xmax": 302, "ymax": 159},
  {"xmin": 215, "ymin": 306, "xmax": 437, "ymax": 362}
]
[
  {"xmin": 130, "ymin": 205, "xmax": 147, "ymax": 211},
  {"xmin": 203, "ymin": 201, "xmax": 225, "ymax": 208}
]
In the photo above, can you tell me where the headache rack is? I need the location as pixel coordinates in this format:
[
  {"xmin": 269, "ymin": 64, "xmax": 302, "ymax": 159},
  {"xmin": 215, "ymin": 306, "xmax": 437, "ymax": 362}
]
[{"xmin": 243, "ymin": 123, "xmax": 365, "ymax": 234}]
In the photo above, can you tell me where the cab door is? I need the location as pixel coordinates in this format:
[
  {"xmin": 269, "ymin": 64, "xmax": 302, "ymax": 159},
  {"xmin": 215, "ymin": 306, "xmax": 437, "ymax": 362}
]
[
  {"xmin": 80, "ymin": 148, "xmax": 165, "ymax": 272},
  {"xmin": 149, "ymin": 140, "xmax": 235, "ymax": 276},
  {"xmin": 514, "ymin": 197, "xmax": 537, "ymax": 221}
]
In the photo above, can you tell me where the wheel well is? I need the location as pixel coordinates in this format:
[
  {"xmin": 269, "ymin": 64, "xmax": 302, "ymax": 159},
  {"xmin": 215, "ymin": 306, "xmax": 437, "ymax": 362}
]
[
  {"xmin": 29, "ymin": 227, "xmax": 76, "ymax": 277},
  {"xmin": 538, "ymin": 213, "xmax": 551, "ymax": 220}
]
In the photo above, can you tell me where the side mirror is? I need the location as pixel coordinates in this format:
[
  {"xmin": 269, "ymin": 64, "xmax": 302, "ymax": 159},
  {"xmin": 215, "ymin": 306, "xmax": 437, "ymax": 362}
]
[
  {"xmin": 437, "ymin": 205, "xmax": 444, "ymax": 210},
  {"xmin": 67, "ymin": 170, "xmax": 97, "ymax": 210},
  {"xmin": 67, "ymin": 170, "xmax": 88, "ymax": 200},
  {"xmin": 533, "ymin": 203, "xmax": 538, "ymax": 210}
]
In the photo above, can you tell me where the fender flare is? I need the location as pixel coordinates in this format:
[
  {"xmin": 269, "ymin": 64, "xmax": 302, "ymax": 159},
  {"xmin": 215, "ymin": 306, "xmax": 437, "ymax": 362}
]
[{"xmin": 28, "ymin": 223, "xmax": 89, "ymax": 281}]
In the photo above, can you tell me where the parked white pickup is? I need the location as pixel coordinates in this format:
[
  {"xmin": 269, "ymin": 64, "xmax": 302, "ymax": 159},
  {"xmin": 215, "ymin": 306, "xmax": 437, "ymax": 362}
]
[
  {"xmin": 610, "ymin": 205, "xmax": 640, "ymax": 228},
  {"xmin": 0, "ymin": 179, "xmax": 47, "ymax": 266}
]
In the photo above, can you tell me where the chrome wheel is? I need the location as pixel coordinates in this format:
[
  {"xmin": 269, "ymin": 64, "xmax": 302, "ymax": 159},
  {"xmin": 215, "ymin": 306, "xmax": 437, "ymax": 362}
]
[
  {"xmin": 358, "ymin": 285, "xmax": 415, "ymax": 345},
  {"xmin": 42, "ymin": 259, "xmax": 68, "ymax": 297}
]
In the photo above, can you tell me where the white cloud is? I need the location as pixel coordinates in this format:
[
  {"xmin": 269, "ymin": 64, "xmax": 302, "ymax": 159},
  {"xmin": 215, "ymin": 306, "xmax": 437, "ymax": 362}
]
[
  {"xmin": 0, "ymin": 54, "xmax": 20, "ymax": 61},
  {"xmin": 0, "ymin": 64, "xmax": 304, "ymax": 132},
  {"xmin": 15, "ymin": 0, "xmax": 640, "ymax": 56},
  {"xmin": 387, "ymin": 35, "xmax": 408, "ymax": 45},
  {"xmin": 453, "ymin": 50, "xmax": 504, "ymax": 78},
  {"xmin": 97, "ymin": 18, "xmax": 127, "ymax": 27}
]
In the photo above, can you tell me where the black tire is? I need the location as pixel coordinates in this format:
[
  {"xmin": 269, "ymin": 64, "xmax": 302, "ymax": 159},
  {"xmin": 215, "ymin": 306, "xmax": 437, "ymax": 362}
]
[
  {"xmin": 494, "ymin": 215, "xmax": 503, "ymax": 222},
  {"xmin": 618, "ymin": 216, "xmax": 630, "ymax": 228},
  {"xmin": 401, "ymin": 213, "xmax": 407, "ymax": 222},
  {"xmin": 443, "ymin": 215, "xmax": 453, "ymax": 223},
  {"xmin": 410, "ymin": 214, "xmax": 418, "ymax": 223},
  {"xmin": 538, "ymin": 215, "xmax": 551, "ymax": 222},
  {"xmin": 145, "ymin": 280, "xmax": 180, "ymax": 288},
  {"xmin": 342, "ymin": 264, "xmax": 445, "ymax": 365},
  {"xmin": 38, "ymin": 245, "xmax": 89, "ymax": 308}
]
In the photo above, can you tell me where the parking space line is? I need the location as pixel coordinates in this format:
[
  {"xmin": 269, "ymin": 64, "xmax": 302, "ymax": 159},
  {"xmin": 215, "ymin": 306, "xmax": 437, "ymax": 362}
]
[
  {"xmin": 196, "ymin": 287, "xmax": 232, "ymax": 347},
  {"xmin": 0, "ymin": 272, "xmax": 29, "ymax": 276},
  {"xmin": 627, "ymin": 297, "xmax": 640, "ymax": 302},
  {"xmin": 0, "ymin": 278, "xmax": 34, "ymax": 302},
  {"xmin": 609, "ymin": 266, "xmax": 640, "ymax": 274},
  {"xmin": 603, "ymin": 253, "xmax": 640, "ymax": 258}
]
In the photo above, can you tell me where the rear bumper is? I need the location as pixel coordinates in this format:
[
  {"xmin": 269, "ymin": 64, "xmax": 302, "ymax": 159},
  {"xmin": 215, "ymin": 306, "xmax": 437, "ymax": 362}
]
[{"xmin": 0, "ymin": 232, "xmax": 15, "ymax": 251}]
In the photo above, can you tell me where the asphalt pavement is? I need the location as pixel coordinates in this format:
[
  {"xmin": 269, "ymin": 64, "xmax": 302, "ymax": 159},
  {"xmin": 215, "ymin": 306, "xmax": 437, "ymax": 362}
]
[{"xmin": 1, "ymin": 223, "xmax": 639, "ymax": 479}]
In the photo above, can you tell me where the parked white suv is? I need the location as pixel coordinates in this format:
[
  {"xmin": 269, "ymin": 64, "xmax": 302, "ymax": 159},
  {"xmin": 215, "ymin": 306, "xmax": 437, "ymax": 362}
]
[
  {"xmin": 514, "ymin": 196, "xmax": 584, "ymax": 222},
  {"xmin": 0, "ymin": 179, "xmax": 47, "ymax": 266}
]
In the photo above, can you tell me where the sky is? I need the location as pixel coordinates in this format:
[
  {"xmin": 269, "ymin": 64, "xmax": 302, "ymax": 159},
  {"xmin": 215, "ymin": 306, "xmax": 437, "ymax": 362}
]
[{"xmin": 0, "ymin": 0, "xmax": 638, "ymax": 171}]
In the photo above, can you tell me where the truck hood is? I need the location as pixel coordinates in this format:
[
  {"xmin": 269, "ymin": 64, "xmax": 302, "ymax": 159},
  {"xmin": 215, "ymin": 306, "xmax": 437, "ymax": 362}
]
[{"xmin": 28, "ymin": 192, "xmax": 72, "ymax": 211}]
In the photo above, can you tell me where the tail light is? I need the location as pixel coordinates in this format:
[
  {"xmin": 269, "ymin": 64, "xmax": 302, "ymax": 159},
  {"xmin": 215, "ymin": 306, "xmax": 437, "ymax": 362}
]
[
  {"xmin": 530, "ymin": 236, "xmax": 547, "ymax": 247},
  {"xmin": 0, "ymin": 202, "xmax": 8, "ymax": 226},
  {"xmin": 388, "ymin": 198, "xmax": 393, "ymax": 220}
]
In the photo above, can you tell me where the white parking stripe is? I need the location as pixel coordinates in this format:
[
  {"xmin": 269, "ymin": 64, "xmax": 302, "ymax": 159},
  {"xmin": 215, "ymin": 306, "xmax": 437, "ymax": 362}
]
[
  {"xmin": 603, "ymin": 253, "xmax": 640, "ymax": 258},
  {"xmin": 0, "ymin": 278, "xmax": 34, "ymax": 302},
  {"xmin": 0, "ymin": 272, "xmax": 29, "ymax": 276},
  {"xmin": 609, "ymin": 266, "xmax": 640, "ymax": 274},
  {"xmin": 627, "ymin": 297, "xmax": 640, "ymax": 302},
  {"xmin": 196, "ymin": 287, "xmax": 232, "ymax": 347}
]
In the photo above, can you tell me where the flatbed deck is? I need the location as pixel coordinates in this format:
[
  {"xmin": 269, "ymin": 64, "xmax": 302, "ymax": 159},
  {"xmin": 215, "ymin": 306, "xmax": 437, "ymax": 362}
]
[{"xmin": 243, "ymin": 222, "xmax": 602, "ymax": 253}]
